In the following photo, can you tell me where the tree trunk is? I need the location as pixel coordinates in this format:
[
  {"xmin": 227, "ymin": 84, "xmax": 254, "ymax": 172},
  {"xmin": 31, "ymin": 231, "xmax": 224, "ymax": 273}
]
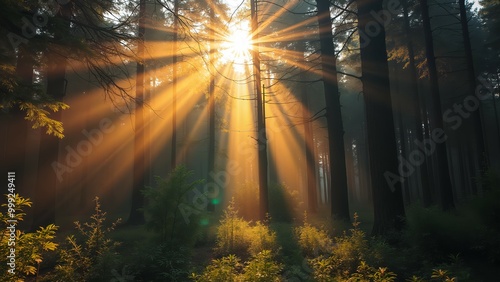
[
  {"xmin": 171, "ymin": 0, "xmax": 179, "ymax": 170},
  {"xmin": 207, "ymin": 1, "xmax": 216, "ymax": 212},
  {"xmin": 420, "ymin": 0, "xmax": 455, "ymax": 210},
  {"xmin": 459, "ymin": 0, "xmax": 488, "ymax": 177},
  {"xmin": 356, "ymin": 0, "xmax": 405, "ymax": 235},
  {"xmin": 402, "ymin": 0, "xmax": 432, "ymax": 206},
  {"xmin": 251, "ymin": 0, "xmax": 269, "ymax": 221},
  {"xmin": 301, "ymin": 72, "xmax": 318, "ymax": 213},
  {"xmin": 128, "ymin": 0, "xmax": 147, "ymax": 225},
  {"xmin": 316, "ymin": 0, "xmax": 350, "ymax": 220}
]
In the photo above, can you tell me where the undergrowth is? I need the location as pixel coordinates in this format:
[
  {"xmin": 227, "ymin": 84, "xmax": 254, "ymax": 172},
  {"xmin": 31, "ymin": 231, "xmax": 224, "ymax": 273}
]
[{"xmin": 0, "ymin": 194, "xmax": 58, "ymax": 282}]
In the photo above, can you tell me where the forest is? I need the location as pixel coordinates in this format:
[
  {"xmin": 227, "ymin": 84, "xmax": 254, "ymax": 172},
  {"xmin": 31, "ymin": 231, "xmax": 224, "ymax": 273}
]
[{"xmin": 1, "ymin": 0, "xmax": 499, "ymax": 281}]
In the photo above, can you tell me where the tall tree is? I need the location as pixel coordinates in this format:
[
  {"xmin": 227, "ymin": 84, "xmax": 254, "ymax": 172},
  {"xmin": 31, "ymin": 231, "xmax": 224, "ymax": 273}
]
[
  {"xmin": 251, "ymin": 0, "xmax": 269, "ymax": 221},
  {"xmin": 356, "ymin": 0, "xmax": 405, "ymax": 234},
  {"xmin": 128, "ymin": 0, "xmax": 147, "ymax": 225},
  {"xmin": 301, "ymin": 62, "xmax": 318, "ymax": 213},
  {"xmin": 402, "ymin": 0, "xmax": 432, "ymax": 206},
  {"xmin": 420, "ymin": 0, "xmax": 455, "ymax": 210},
  {"xmin": 459, "ymin": 0, "xmax": 488, "ymax": 171},
  {"xmin": 207, "ymin": 0, "xmax": 216, "ymax": 211},
  {"xmin": 170, "ymin": 0, "xmax": 179, "ymax": 170},
  {"xmin": 316, "ymin": 0, "xmax": 350, "ymax": 220}
]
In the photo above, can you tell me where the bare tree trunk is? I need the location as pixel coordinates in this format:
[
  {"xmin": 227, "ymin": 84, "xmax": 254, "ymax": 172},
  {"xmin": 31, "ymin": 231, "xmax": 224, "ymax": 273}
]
[
  {"xmin": 251, "ymin": 0, "xmax": 269, "ymax": 221},
  {"xmin": 301, "ymin": 74, "xmax": 318, "ymax": 213},
  {"xmin": 459, "ymin": 0, "xmax": 488, "ymax": 179},
  {"xmin": 207, "ymin": 1, "xmax": 216, "ymax": 211},
  {"xmin": 402, "ymin": 0, "xmax": 432, "ymax": 206},
  {"xmin": 420, "ymin": 0, "xmax": 455, "ymax": 210},
  {"xmin": 356, "ymin": 0, "xmax": 405, "ymax": 235},
  {"xmin": 128, "ymin": 0, "xmax": 147, "ymax": 225},
  {"xmin": 171, "ymin": 0, "xmax": 179, "ymax": 170},
  {"xmin": 316, "ymin": 0, "xmax": 350, "ymax": 220}
]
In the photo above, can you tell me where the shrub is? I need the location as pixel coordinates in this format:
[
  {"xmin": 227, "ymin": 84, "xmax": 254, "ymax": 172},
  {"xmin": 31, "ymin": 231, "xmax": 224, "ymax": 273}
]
[
  {"xmin": 295, "ymin": 212, "xmax": 333, "ymax": 257},
  {"xmin": 215, "ymin": 199, "xmax": 278, "ymax": 258},
  {"xmin": 309, "ymin": 213, "xmax": 396, "ymax": 281},
  {"xmin": 49, "ymin": 197, "xmax": 121, "ymax": 282},
  {"xmin": 347, "ymin": 261, "xmax": 397, "ymax": 282},
  {"xmin": 215, "ymin": 199, "xmax": 252, "ymax": 257},
  {"xmin": 191, "ymin": 254, "xmax": 242, "ymax": 282},
  {"xmin": 241, "ymin": 250, "xmax": 283, "ymax": 282},
  {"xmin": 142, "ymin": 165, "xmax": 204, "ymax": 245},
  {"xmin": 0, "ymin": 194, "xmax": 58, "ymax": 282},
  {"xmin": 191, "ymin": 251, "xmax": 283, "ymax": 282}
]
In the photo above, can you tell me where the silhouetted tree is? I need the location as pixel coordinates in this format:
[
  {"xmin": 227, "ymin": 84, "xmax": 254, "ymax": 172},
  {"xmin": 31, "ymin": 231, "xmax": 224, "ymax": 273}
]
[
  {"xmin": 356, "ymin": 0, "xmax": 405, "ymax": 234},
  {"xmin": 316, "ymin": 0, "xmax": 350, "ymax": 220}
]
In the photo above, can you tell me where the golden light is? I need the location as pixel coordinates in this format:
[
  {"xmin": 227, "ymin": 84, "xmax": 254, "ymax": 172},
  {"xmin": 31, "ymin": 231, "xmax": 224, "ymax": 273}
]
[{"xmin": 221, "ymin": 23, "xmax": 253, "ymax": 72}]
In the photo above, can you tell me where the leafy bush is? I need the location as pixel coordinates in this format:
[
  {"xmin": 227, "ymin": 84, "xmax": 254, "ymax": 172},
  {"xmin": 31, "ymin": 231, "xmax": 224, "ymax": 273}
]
[
  {"xmin": 142, "ymin": 165, "xmax": 204, "ymax": 244},
  {"xmin": 215, "ymin": 199, "xmax": 278, "ymax": 258},
  {"xmin": 308, "ymin": 213, "xmax": 397, "ymax": 281},
  {"xmin": 347, "ymin": 261, "xmax": 397, "ymax": 282},
  {"xmin": 0, "ymin": 194, "xmax": 58, "ymax": 281},
  {"xmin": 247, "ymin": 221, "xmax": 278, "ymax": 257},
  {"xmin": 241, "ymin": 250, "xmax": 283, "ymax": 282},
  {"xmin": 48, "ymin": 197, "xmax": 121, "ymax": 282},
  {"xmin": 191, "ymin": 254, "xmax": 242, "ymax": 282},
  {"xmin": 215, "ymin": 199, "xmax": 252, "ymax": 256},
  {"xmin": 191, "ymin": 251, "xmax": 283, "ymax": 282},
  {"xmin": 295, "ymin": 212, "xmax": 333, "ymax": 257}
]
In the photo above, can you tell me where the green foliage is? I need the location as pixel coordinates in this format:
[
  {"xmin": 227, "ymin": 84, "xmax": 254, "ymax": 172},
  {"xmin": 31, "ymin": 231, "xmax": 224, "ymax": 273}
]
[
  {"xmin": 308, "ymin": 213, "xmax": 397, "ymax": 281},
  {"xmin": 241, "ymin": 250, "xmax": 283, "ymax": 282},
  {"xmin": 409, "ymin": 266, "xmax": 465, "ymax": 282},
  {"xmin": 0, "ymin": 194, "xmax": 58, "ymax": 282},
  {"xmin": 191, "ymin": 254, "xmax": 242, "ymax": 282},
  {"xmin": 430, "ymin": 269, "xmax": 457, "ymax": 282},
  {"xmin": 142, "ymin": 165, "xmax": 204, "ymax": 244},
  {"xmin": 1, "ymin": 101, "xmax": 69, "ymax": 139},
  {"xmin": 191, "ymin": 251, "xmax": 283, "ymax": 282},
  {"xmin": 49, "ymin": 197, "xmax": 121, "ymax": 282},
  {"xmin": 127, "ymin": 243, "xmax": 192, "ymax": 282},
  {"xmin": 215, "ymin": 199, "xmax": 278, "ymax": 258},
  {"xmin": 295, "ymin": 212, "xmax": 333, "ymax": 257},
  {"xmin": 404, "ymin": 203, "xmax": 487, "ymax": 259},
  {"xmin": 20, "ymin": 101, "xmax": 70, "ymax": 138}
]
